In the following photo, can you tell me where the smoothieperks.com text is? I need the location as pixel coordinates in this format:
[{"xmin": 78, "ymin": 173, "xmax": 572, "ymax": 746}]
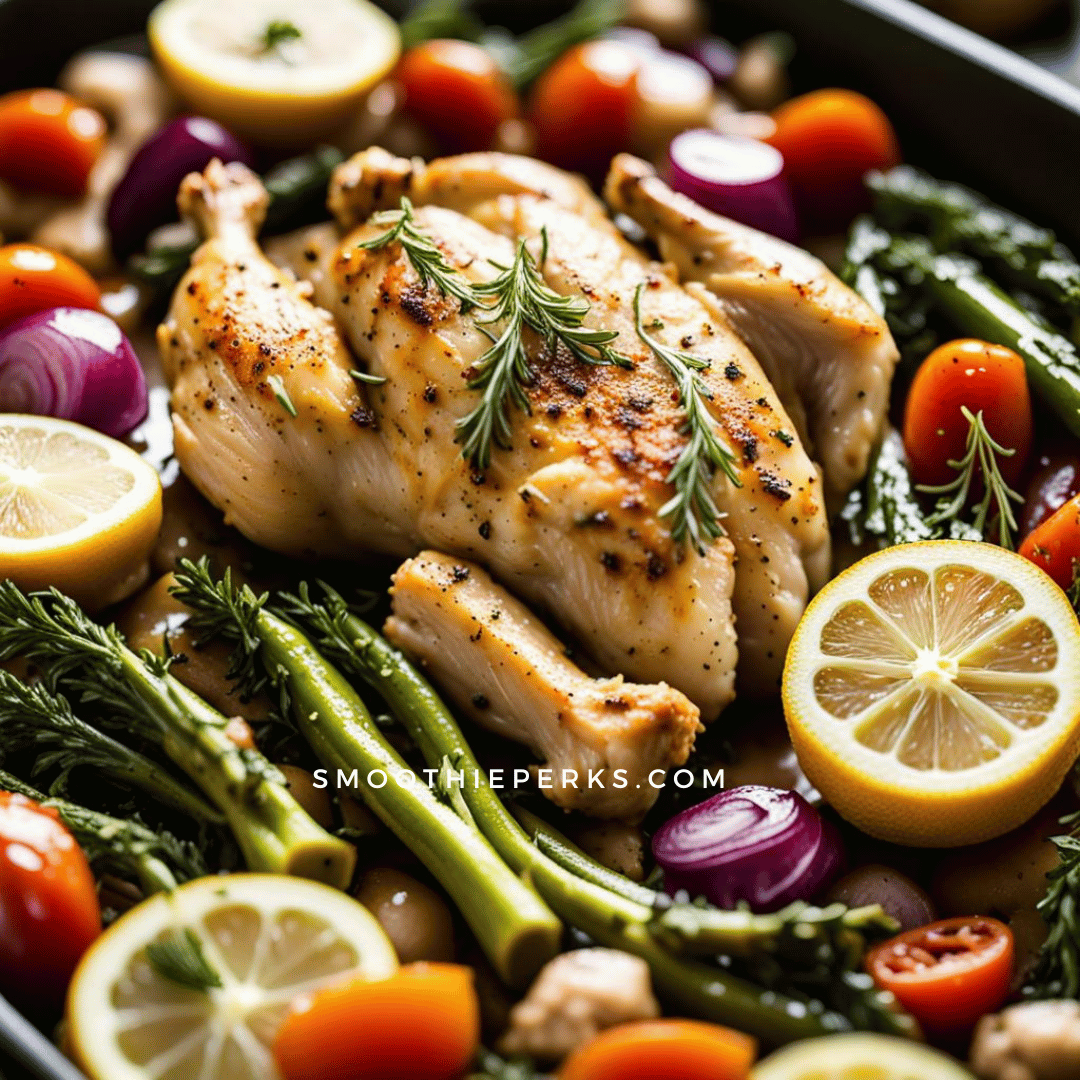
[{"xmin": 312, "ymin": 766, "xmax": 725, "ymax": 792}]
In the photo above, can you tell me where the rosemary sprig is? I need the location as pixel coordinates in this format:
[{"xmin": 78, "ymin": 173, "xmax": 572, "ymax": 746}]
[
  {"xmin": 267, "ymin": 374, "xmax": 297, "ymax": 417},
  {"xmin": 1025, "ymin": 807, "xmax": 1080, "ymax": 999},
  {"xmin": 0, "ymin": 669, "xmax": 220, "ymax": 823},
  {"xmin": 350, "ymin": 368, "xmax": 387, "ymax": 386},
  {"xmin": 456, "ymin": 230, "xmax": 632, "ymax": 469},
  {"xmin": 633, "ymin": 283, "xmax": 741, "ymax": 553},
  {"xmin": 918, "ymin": 406, "xmax": 1023, "ymax": 548},
  {"xmin": 357, "ymin": 196, "xmax": 483, "ymax": 313},
  {"xmin": 146, "ymin": 929, "xmax": 223, "ymax": 994}
]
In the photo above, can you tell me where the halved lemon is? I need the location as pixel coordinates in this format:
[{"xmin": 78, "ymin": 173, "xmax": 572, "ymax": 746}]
[
  {"xmin": 0, "ymin": 415, "xmax": 162, "ymax": 611},
  {"xmin": 67, "ymin": 873, "xmax": 398, "ymax": 1080},
  {"xmin": 783, "ymin": 540, "xmax": 1080, "ymax": 848},
  {"xmin": 751, "ymin": 1033, "xmax": 974, "ymax": 1079},
  {"xmin": 149, "ymin": 0, "xmax": 401, "ymax": 144}
]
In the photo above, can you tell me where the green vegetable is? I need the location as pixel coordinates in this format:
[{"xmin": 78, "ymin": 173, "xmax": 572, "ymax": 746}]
[
  {"xmin": 633, "ymin": 282, "xmax": 740, "ymax": 553},
  {"xmin": 400, "ymin": 0, "xmax": 484, "ymax": 50},
  {"xmin": 0, "ymin": 583, "xmax": 354, "ymax": 888},
  {"xmin": 0, "ymin": 669, "xmax": 220, "ymax": 824},
  {"xmin": 128, "ymin": 240, "xmax": 199, "ymax": 299},
  {"xmin": 1025, "ymin": 807, "xmax": 1080, "ymax": 999},
  {"xmin": 868, "ymin": 166, "xmax": 1080, "ymax": 315},
  {"xmin": 505, "ymin": 0, "xmax": 625, "ymax": 88},
  {"xmin": 0, "ymin": 769, "xmax": 204, "ymax": 896},
  {"xmin": 146, "ymin": 929, "xmax": 223, "ymax": 994},
  {"xmin": 274, "ymin": 579, "xmax": 883, "ymax": 1046},
  {"xmin": 469, "ymin": 1047, "xmax": 542, "ymax": 1080},
  {"xmin": 170, "ymin": 561, "xmax": 562, "ymax": 988},
  {"xmin": 262, "ymin": 145, "xmax": 345, "ymax": 235}
]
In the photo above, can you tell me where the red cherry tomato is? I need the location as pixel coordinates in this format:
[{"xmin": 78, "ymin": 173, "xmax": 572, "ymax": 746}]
[
  {"xmin": 274, "ymin": 962, "xmax": 480, "ymax": 1080},
  {"xmin": 0, "ymin": 89, "xmax": 106, "ymax": 198},
  {"xmin": 0, "ymin": 790, "xmax": 100, "ymax": 1010},
  {"xmin": 529, "ymin": 39, "xmax": 640, "ymax": 180},
  {"xmin": 0, "ymin": 244, "xmax": 101, "ymax": 329},
  {"xmin": 1020, "ymin": 492, "xmax": 1080, "ymax": 590},
  {"xmin": 902, "ymin": 338, "xmax": 1032, "ymax": 490},
  {"xmin": 865, "ymin": 916, "xmax": 1013, "ymax": 1037},
  {"xmin": 397, "ymin": 40, "xmax": 520, "ymax": 153},
  {"xmin": 767, "ymin": 88, "xmax": 900, "ymax": 227}
]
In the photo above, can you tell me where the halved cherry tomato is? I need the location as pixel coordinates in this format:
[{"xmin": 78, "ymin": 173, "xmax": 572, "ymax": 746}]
[
  {"xmin": 767, "ymin": 88, "xmax": 900, "ymax": 226},
  {"xmin": 902, "ymin": 338, "xmax": 1032, "ymax": 489},
  {"xmin": 0, "ymin": 89, "xmax": 106, "ymax": 198},
  {"xmin": 273, "ymin": 962, "xmax": 479, "ymax": 1080},
  {"xmin": 865, "ymin": 916, "xmax": 1013, "ymax": 1036},
  {"xmin": 558, "ymin": 1019, "xmax": 755, "ymax": 1080},
  {"xmin": 529, "ymin": 39, "xmax": 641, "ymax": 180},
  {"xmin": 398, "ymin": 40, "xmax": 520, "ymax": 153},
  {"xmin": 1020, "ymin": 492, "xmax": 1080, "ymax": 590},
  {"xmin": 0, "ymin": 790, "xmax": 101, "ymax": 1011},
  {"xmin": 0, "ymin": 244, "xmax": 101, "ymax": 329}
]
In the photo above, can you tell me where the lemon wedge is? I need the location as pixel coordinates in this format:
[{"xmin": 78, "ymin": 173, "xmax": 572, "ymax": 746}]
[
  {"xmin": 0, "ymin": 415, "xmax": 161, "ymax": 610},
  {"xmin": 783, "ymin": 540, "xmax": 1080, "ymax": 847},
  {"xmin": 149, "ymin": 0, "xmax": 401, "ymax": 144},
  {"xmin": 67, "ymin": 874, "xmax": 398, "ymax": 1080},
  {"xmin": 752, "ymin": 1033, "xmax": 975, "ymax": 1079}
]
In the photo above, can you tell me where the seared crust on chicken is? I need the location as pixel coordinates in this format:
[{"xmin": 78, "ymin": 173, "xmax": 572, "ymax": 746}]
[{"xmin": 385, "ymin": 551, "xmax": 702, "ymax": 819}]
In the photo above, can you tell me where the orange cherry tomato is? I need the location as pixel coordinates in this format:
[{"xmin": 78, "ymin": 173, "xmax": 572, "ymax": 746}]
[
  {"xmin": 0, "ymin": 244, "xmax": 101, "ymax": 329},
  {"xmin": 767, "ymin": 88, "xmax": 900, "ymax": 226},
  {"xmin": 273, "ymin": 962, "xmax": 480, "ymax": 1080},
  {"xmin": 865, "ymin": 916, "xmax": 1013, "ymax": 1036},
  {"xmin": 0, "ymin": 790, "xmax": 101, "ymax": 1011},
  {"xmin": 398, "ymin": 40, "xmax": 520, "ymax": 153},
  {"xmin": 902, "ymin": 338, "xmax": 1032, "ymax": 489},
  {"xmin": 529, "ymin": 39, "xmax": 640, "ymax": 180},
  {"xmin": 0, "ymin": 89, "xmax": 106, "ymax": 198},
  {"xmin": 1020, "ymin": 492, "xmax": 1080, "ymax": 590},
  {"xmin": 558, "ymin": 1019, "xmax": 755, "ymax": 1080}
]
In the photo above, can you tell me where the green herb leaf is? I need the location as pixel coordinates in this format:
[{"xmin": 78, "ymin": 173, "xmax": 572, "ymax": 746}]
[
  {"xmin": 147, "ymin": 929, "xmax": 223, "ymax": 994},
  {"xmin": 633, "ymin": 282, "xmax": 741, "ymax": 553},
  {"xmin": 267, "ymin": 374, "xmax": 297, "ymax": 417},
  {"xmin": 263, "ymin": 20, "xmax": 302, "ymax": 52},
  {"xmin": 350, "ymin": 369, "xmax": 387, "ymax": 386}
]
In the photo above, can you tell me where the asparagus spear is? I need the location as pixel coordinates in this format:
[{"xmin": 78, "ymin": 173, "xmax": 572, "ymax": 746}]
[
  {"xmin": 169, "ymin": 561, "xmax": 562, "ymax": 989},
  {"xmin": 868, "ymin": 166, "xmax": 1080, "ymax": 313},
  {"xmin": 0, "ymin": 669, "xmax": 220, "ymax": 824},
  {"xmin": 271, "ymin": 578, "xmax": 906, "ymax": 1044},
  {"xmin": 0, "ymin": 583, "xmax": 354, "ymax": 888},
  {"xmin": 0, "ymin": 769, "xmax": 204, "ymax": 895}
]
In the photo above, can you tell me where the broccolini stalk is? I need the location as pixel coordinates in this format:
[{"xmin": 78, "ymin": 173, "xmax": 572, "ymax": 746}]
[
  {"xmin": 0, "ymin": 668, "xmax": 221, "ymax": 824},
  {"xmin": 170, "ymin": 561, "xmax": 562, "ymax": 989},
  {"xmin": 0, "ymin": 583, "xmax": 354, "ymax": 888},
  {"xmin": 0, "ymin": 769, "xmax": 204, "ymax": 895},
  {"xmin": 275, "ymin": 581, "xmax": 871, "ymax": 1046}
]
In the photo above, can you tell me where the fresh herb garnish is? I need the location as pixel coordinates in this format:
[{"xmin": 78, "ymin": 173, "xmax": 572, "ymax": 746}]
[
  {"xmin": 267, "ymin": 374, "xmax": 297, "ymax": 417},
  {"xmin": 146, "ymin": 929, "xmax": 223, "ymax": 994},
  {"xmin": 633, "ymin": 283, "xmax": 741, "ymax": 553},
  {"xmin": 918, "ymin": 406, "xmax": 1023, "ymax": 548},
  {"xmin": 350, "ymin": 369, "xmax": 387, "ymax": 386},
  {"xmin": 1025, "ymin": 806, "xmax": 1080, "ymax": 999},
  {"xmin": 455, "ymin": 229, "xmax": 631, "ymax": 469},
  {"xmin": 262, "ymin": 20, "xmax": 302, "ymax": 52},
  {"xmin": 357, "ymin": 197, "xmax": 483, "ymax": 314}
]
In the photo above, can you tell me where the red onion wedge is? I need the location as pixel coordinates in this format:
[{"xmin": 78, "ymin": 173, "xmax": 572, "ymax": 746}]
[
  {"xmin": 652, "ymin": 785, "xmax": 845, "ymax": 912},
  {"xmin": 0, "ymin": 306, "xmax": 147, "ymax": 437},
  {"xmin": 669, "ymin": 128, "xmax": 799, "ymax": 243},
  {"xmin": 107, "ymin": 115, "xmax": 253, "ymax": 258}
]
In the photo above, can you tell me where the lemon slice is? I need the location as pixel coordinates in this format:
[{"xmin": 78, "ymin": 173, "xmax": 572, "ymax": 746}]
[
  {"xmin": 751, "ymin": 1033, "xmax": 974, "ymax": 1079},
  {"xmin": 149, "ymin": 0, "xmax": 401, "ymax": 144},
  {"xmin": 0, "ymin": 415, "xmax": 161, "ymax": 611},
  {"xmin": 783, "ymin": 540, "xmax": 1080, "ymax": 847},
  {"xmin": 67, "ymin": 874, "xmax": 398, "ymax": 1080}
]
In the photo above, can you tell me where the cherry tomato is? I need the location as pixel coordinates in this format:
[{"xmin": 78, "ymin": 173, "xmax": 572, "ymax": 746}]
[
  {"xmin": 902, "ymin": 338, "xmax": 1032, "ymax": 489},
  {"xmin": 0, "ymin": 244, "xmax": 101, "ymax": 329},
  {"xmin": 1020, "ymin": 492, "xmax": 1080, "ymax": 590},
  {"xmin": 398, "ymin": 40, "xmax": 520, "ymax": 153},
  {"xmin": 767, "ymin": 88, "xmax": 900, "ymax": 227},
  {"xmin": 558, "ymin": 1019, "xmax": 756, "ymax": 1080},
  {"xmin": 529, "ymin": 39, "xmax": 640, "ymax": 180},
  {"xmin": 273, "ymin": 962, "xmax": 480, "ymax": 1080},
  {"xmin": 1021, "ymin": 450, "xmax": 1080, "ymax": 537},
  {"xmin": 0, "ymin": 790, "xmax": 100, "ymax": 1010},
  {"xmin": 0, "ymin": 89, "xmax": 106, "ymax": 198},
  {"xmin": 865, "ymin": 916, "xmax": 1013, "ymax": 1036}
]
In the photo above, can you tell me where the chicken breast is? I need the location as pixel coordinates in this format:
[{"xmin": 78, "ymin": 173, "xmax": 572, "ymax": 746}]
[
  {"xmin": 604, "ymin": 154, "xmax": 899, "ymax": 503},
  {"xmin": 386, "ymin": 550, "xmax": 702, "ymax": 819}
]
